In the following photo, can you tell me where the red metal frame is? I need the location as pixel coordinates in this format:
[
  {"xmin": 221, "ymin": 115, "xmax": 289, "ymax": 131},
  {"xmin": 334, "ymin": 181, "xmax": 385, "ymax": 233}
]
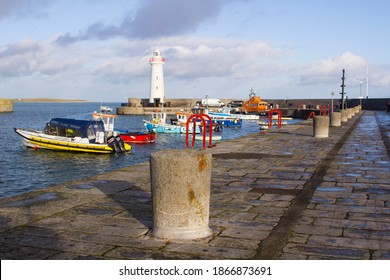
[
  {"xmin": 308, "ymin": 111, "xmax": 316, "ymax": 119},
  {"xmin": 319, "ymin": 105, "xmax": 330, "ymax": 116},
  {"xmin": 186, "ymin": 114, "xmax": 213, "ymax": 149},
  {"xmin": 268, "ymin": 109, "xmax": 282, "ymax": 129}
]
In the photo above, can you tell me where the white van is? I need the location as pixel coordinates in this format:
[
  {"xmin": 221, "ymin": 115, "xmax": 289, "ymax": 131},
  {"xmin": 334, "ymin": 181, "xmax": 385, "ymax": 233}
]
[{"xmin": 201, "ymin": 98, "xmax": 224, "ymax": 107}]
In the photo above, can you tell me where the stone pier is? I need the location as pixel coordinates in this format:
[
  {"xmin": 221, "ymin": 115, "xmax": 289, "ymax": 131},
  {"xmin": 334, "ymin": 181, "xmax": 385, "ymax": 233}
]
[
  {"xmin": 0, "ymin": 111, "xmax": 389, "ymax": 260},
  {"xmin": 0, "ymin": 99, "xmax": 13, "ymax": 113}
]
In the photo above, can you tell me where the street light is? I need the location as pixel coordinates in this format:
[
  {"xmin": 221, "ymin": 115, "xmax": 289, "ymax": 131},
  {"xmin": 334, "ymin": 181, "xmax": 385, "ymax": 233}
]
[
  {"xmin": 331, "ymin": 91, "xmax": 334, "ymax": 112},
  {"xmin": 357, "ymin": 78, "xmax": 365, "ymax": 107}
]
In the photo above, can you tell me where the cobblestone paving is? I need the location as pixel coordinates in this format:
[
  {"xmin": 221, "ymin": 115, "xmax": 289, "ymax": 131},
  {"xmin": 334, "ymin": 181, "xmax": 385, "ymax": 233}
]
[{"xmin": 0, "ymin": 110, "xmax": 389, "ymax": 259}]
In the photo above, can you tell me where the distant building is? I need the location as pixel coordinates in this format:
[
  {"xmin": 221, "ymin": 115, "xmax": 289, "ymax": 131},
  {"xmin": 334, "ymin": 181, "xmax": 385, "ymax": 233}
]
[{"xmin": 149, "ymin": 48, "xmax": 165, "ymax": 105}]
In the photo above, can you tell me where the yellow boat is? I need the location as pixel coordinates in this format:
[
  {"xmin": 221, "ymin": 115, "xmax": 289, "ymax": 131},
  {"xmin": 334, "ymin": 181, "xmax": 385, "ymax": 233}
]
[{"xmin": 14, "ymin": 118, "xmax": 131, "ymax": 154}]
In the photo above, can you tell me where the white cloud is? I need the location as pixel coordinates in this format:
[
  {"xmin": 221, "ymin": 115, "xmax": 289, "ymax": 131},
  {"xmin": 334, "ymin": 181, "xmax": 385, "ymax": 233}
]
[
  {"xmin": 292, "ymin": 52, "xmax": 370, "ymax": 86},
  {"xmin": 2, "ymin": 35, "xmax": 390, "ymax": 101},
  {"xmin": 0, "ymin": 39, "xmax": 85, "ymax": 77}
]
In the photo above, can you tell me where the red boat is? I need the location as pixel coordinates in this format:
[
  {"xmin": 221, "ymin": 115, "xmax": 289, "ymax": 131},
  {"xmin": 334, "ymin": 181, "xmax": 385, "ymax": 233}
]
[{"xmin": 119, "ymin": 131, "xmax": 156, "ymax": 144}]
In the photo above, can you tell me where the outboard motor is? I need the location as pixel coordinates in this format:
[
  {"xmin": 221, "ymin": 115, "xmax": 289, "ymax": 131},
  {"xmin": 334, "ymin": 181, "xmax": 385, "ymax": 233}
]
[
  {"xmin": 107, "ymin": 135, "xmax": 120, "ymax": 153},
  {"xmin": 115, "ymin": 135, "xmax": 127, "ymax": 152},
  {"xmin": 107, "ymin": 134, "xmax": 127, "ymax": 153}
]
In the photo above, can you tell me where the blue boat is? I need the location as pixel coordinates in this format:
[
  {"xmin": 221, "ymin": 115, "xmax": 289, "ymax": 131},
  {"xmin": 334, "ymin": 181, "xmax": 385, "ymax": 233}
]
[
  {"xmin": 144, "ymin": 111, "xmax": 200, "ymax": 134},
  {"xmin": 213, "ymin": 118, "xmax": 242, "ymax": 127},
  {"xmin": 206, "ymin": 112, "xmax": 242, "ymax": 127}
]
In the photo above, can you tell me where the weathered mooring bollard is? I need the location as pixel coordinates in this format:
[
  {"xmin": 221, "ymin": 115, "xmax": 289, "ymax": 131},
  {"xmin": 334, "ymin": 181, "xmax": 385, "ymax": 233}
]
[
  {"xmin": 341, "ymin": 110, "xmax": 348, "ymax": 122},
  {"xmin": 347, "ymin": 108, "xmax": 353, "ymax": 119},
  {"xmin": 330, "ymin": 112, "xmax": 341, "ymax": 127},
  {"xmin": 313, "ymin": 116, "xmax": 329, "ymax": 138},
  {"xmin": 150, "ymin": 149, "xmax": 212, "ymax": 240}
]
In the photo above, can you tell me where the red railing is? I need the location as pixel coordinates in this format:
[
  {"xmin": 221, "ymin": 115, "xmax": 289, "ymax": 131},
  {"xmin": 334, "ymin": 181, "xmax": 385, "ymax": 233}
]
[
  {"xmin": 268, "ymin": 109, "xmax": 282, "ymax": 129},
  {"xmin": 307, "ymin": 111, "xmax": 316, "ymax": 119},
  {"xmin": 319, "ymin": 105, "xmax": 330, "ymax": 116},
  {"xmin": 186, "ymin": 114, "xmax": 213, "ymax": 149}
]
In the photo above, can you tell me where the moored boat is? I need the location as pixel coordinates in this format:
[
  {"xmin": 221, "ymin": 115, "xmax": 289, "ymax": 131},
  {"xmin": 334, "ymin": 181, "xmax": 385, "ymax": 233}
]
[
  {"xmin": 194, "ymin": 134, "xmax": 222, "ymax": 141},
  {"xmin": 100, "ymin": 105, "xmax": 113, "ymax": 113},
  {"xmin": 215, "ymin": 107, "xmax": 259, "ymax": 120},
  {"xmin": 242, "ymin": 88, "xmax": 269, "ymax": 114},
  {"xmin": 14, "ymin": 118, "xmax": 131, "ymax": 154},
  {"xmin": 144, "ymin": 111, "xmax": 200, "ymax": 134},
  {"xmin": 118, "ymin": 130, "xmax": 156, "ymax": 144},
  {"xmin": 92, "ymin": 112, "xmax": 156, "ymax": 144}
]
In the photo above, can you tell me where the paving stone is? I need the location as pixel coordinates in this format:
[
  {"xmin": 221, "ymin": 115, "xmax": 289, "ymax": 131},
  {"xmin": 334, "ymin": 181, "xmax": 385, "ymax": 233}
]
[
  {"xmin": 209, "ymin": 236, "xmax": 259, "ymax": 250},
  {"xmin": 164, "ymin": 243, "xmax": 256, "ymax": 259},
  {"xmin": 283, "ymin": 243, "xmax": 370, "ymax": 259}
]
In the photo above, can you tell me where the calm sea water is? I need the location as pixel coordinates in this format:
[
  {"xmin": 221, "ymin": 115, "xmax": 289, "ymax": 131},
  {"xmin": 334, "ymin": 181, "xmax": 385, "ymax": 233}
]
[{"xmin": 0, "ymin": 102, "xmax": 269, "ymax": 199}]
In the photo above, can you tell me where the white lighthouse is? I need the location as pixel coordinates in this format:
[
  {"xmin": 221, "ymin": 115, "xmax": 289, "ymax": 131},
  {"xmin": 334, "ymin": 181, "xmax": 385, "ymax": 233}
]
[{"xmin": 149, "ymin": 48, "xmax": 165, "ymax": 105}]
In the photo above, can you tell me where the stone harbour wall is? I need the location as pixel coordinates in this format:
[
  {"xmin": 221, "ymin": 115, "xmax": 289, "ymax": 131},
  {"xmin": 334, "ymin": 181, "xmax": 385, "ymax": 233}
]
[{"xmin": 0, "ymin": 99, "xmax": 13, "ymax": 113}]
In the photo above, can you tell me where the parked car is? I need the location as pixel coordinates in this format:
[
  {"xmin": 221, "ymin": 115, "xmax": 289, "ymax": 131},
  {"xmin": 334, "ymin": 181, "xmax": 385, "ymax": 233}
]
[{"xmin": 227, "ymin": 100, "xmax": 243, "ymax": 108}]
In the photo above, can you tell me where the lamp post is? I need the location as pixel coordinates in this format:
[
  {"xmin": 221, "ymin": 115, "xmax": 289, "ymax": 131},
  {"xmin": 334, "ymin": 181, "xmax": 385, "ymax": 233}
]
[
  {"xmin": 358, "ymin": 78, "xmax": 365, "ymax": 107},
  {"xmin": 340, "ymin": 69, "xmax": 346, "ymax": 110},
  {"xmin": 331, "ymin": 91, "xmax": 334, "ymax": 112}
]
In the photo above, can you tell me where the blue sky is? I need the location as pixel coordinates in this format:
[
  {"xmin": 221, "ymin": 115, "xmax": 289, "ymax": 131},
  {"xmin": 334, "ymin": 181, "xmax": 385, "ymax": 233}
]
[{"xmin": 0, "ymin": 0, "xmax": 389, "ymax": 102}]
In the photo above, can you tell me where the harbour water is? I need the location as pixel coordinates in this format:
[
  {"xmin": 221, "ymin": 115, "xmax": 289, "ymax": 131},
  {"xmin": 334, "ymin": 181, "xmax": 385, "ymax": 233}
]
[{"xmin": 0, "ymin": 102, "xmax": 295, "ymax": 199}]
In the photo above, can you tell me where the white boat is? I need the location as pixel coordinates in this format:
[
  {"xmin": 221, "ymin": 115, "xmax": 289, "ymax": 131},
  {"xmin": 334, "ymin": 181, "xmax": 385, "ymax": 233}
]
[
  {"xmin": 272, "ymin": 115, "xmax": 292, "ymax": 120},
  {"xmin": 144, "ymin": 111, "xmax": 200, "ymax": 134},
  {"xmin": 217, "ymin": 107, "xmax": 259, "ymax": 120},
  {"xmin": 258, "ymin": 121, "xmax": 288, "ymax": 126},
  {"xmin": 14, "ymin": 118, "xmax": 131, "ymax": 154},
  {"xmin": 100, "ymin": 105, "xmax": 113, "ymax": 113},
  {"xmin": 194, "ymin": 135, "xmax": 222, "ymax": 141}
]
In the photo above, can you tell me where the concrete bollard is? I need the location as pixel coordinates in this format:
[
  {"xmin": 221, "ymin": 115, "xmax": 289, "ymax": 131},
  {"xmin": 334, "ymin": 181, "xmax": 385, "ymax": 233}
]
[
  {"xmin": 341, "ymin": 110, "xmax": 348, "ymax": 122},
  {"xmin": 150, "ymin": 149, "xmax": 212, "ymax": 240},
  {"xmin": 354, "ymin": 106, "xmax": 360, "ymax": 114},
  {"xmin": 313, "ymin": 116, "xmax": 329, "ymax": 138},
  {"xmin": 347, "ymin": 108, "xmax": 353, "ymax": 119},
  {"xmin": 330, "ymin": 112, "xmax": 341, "ymax": 127}
]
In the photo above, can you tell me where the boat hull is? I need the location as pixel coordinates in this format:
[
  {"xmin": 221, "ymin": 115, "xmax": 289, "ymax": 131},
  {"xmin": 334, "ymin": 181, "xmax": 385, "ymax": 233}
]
[
  {"xmin": 214, "ymin": 119, "xmax": 242, "ymax": 127},
  {"xmin": 194, "ymin": 135, "xmax": 222, "ymax": 141},
  {"xmin": 144, "ymin": 122, "xmax": 200, "ymax": 134},
  {"xmin": 119, "ymin": 131, "xmax": 156, "ymax": 144},
  {"xmin": 15, "ymin": 128, "xmax": 131, "ymax": 154}
]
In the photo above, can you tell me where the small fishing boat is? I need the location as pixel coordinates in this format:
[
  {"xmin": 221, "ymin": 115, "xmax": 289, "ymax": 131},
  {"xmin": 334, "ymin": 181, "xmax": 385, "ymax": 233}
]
[
  {"xmin": 144, "ymin": 111, "xmax": 200, "ymax": 134},
  {"xmin": 194, "ymin": 134, "xmax": 222, "ymax": 141},
  {"xmin": 100, "ymin": 105, "xmax": 113, "ymax": 113},
  {"xmin": 118, "ymin": 130, "xmax": 156, "ymax": 144},
  {"xmin": 14, "ymin": 118, "xmax": 131, "ymax": 154},
  {"xmin": 92, "ymin": 112, "xmax": 155, "ymax": 144},
  {"xmin": 213, "ymin": 118, "xmax": 242, "ymax": 127},
  {"xmin": 259, "ymin": 121, "xmax": 288, "ymax": 126},
  {"xmin": 206, "ymin": 110, "xmax": 243, "ymax": 127},
  {"xmin": 216, "ymin": 107, "xmax": 259, "ymax": 120},
  {"xmin": 272, "ymin": 115, "xmax": 292, "ymax": 120}
]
